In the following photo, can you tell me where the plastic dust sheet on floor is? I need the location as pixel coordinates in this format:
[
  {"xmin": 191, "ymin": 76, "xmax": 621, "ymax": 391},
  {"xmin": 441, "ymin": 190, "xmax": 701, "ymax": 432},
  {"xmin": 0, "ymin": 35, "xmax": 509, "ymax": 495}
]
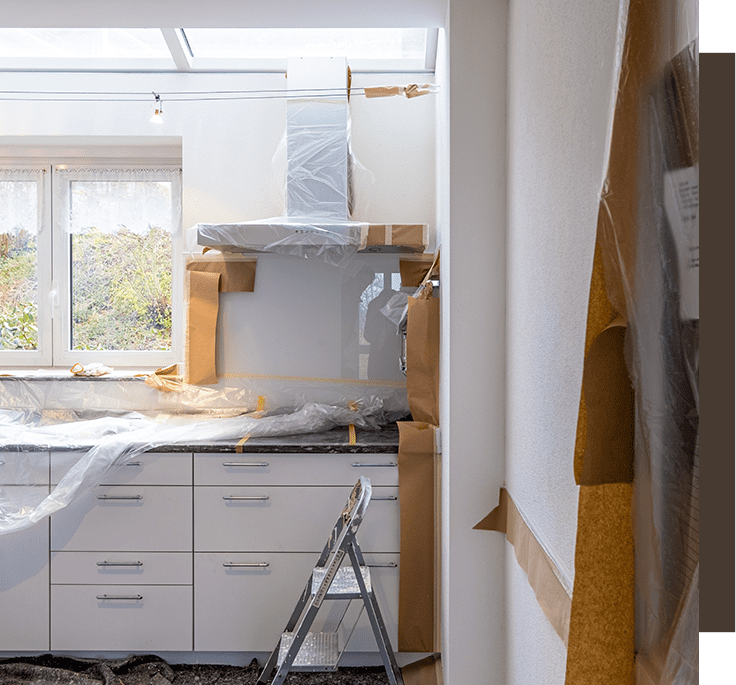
[
  {"xmin": 0, "ymin": 400, "xmax": 403, "ymax": 536},
  {"xmin": 0, "ymin": 654, "xmax": 391, "ymax": 685}
]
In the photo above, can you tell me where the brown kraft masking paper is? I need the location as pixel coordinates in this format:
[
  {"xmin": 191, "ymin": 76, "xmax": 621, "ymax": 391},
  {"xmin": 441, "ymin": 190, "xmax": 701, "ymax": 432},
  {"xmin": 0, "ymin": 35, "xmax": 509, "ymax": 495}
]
[
  {"xmin": 186, "ymin": 258, "xmax": 257, "ymax": 292},
  {"xmin": 400, "ymin": 653, "xmax": 443, "ymax": 685},
  {"xmin": 406, "ymin": 287, "xmax": 440, "ymax": 425},
  {"xmin": 186, "ymin": 270, "xmax": 221, "ymax": 386},
  {"xmin": 397, "ymin": 421, "xmax": 436, "ymax": 653},
  {"xmin": 475, "ymin": 488, "xmax": 572, "ymax": 645}
]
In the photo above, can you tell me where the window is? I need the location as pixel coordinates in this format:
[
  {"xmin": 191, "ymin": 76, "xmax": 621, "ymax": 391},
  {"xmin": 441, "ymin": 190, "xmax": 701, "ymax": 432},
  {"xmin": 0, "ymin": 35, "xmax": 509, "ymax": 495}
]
[{"xmin": 0, "ymin": 164, "xmax": 182, "ymax": 368}]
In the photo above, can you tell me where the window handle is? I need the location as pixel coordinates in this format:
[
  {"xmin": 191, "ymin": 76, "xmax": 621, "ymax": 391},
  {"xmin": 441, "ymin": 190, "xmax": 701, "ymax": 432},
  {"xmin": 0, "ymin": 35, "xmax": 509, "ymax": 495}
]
[{"xmin": 49, "ymin": 280, "xmax": 59, "ymax": 309}]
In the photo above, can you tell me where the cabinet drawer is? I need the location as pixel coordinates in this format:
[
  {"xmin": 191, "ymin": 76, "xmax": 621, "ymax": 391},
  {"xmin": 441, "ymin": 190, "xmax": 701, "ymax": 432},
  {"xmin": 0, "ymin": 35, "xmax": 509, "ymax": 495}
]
[
  {"xmin": 0, "ymin": 452, "xmax": 48, "ymax": 485},
  {"xmin": 51, "ymin": 485, "xmax": 192, "ymax": 552},
  {"xmin": 0, "ymin": 486, "xmax": 50, "ymax": 651},
  {"xmin": 52, "ymin": 451, "xmax": 192, "ymax": 486},
  {"xmin": 51, "ymin": 584, "xmax": 192, "ymax": 651},
  {"xmin": 51, "ymin": 551, "xmax": 192, "ymax": 585},
  {"xmin": 194, "ymin": 486, "xmax": 399, "ymax": 553},
  {"xmin": 194, "ymin": 453, "xmax": 398, "ymax": 487},
  {"xmin": 194, "ymin": 552, "xmax": 398, "ymax": 652}
]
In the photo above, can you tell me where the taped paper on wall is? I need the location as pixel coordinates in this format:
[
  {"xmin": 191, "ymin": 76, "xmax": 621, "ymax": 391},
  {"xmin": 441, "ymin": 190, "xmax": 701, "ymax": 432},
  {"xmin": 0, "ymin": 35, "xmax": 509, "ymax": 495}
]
[
  {"xmin": 185, "ymin": 270, "xmax": 220, "ymax": 386},
  {"xmin": 475, "ymin": 488, "xmax": 572, "ymax": 645}
]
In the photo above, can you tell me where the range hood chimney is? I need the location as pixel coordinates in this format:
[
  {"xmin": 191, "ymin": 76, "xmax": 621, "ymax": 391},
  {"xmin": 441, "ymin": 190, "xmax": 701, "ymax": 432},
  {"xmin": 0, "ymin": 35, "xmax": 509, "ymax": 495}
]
[{"xmin": 195, "ymin": 56, "xmax": 427, "ymax": 260}]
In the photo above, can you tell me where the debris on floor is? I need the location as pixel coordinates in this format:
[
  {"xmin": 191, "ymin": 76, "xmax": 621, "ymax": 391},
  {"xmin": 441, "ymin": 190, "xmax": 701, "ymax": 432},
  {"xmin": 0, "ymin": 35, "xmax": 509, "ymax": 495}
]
[{"xmin": 0, "ymin": 654, "xmax": 391, "ymax": 685}]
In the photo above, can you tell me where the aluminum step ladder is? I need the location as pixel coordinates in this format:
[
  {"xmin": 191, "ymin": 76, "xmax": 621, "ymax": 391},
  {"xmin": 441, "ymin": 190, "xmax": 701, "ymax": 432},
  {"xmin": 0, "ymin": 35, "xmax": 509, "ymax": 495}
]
[{"xmin": 257, "ymin": 476, "xmax": 404, "ymax": 685}]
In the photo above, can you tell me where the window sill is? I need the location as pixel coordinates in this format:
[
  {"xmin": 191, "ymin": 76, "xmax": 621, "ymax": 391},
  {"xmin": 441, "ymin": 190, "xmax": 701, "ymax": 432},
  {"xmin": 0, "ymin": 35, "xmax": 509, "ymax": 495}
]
[{"xmin": 0, "ymin": 368, "xmax": 161, "ymax": 381}]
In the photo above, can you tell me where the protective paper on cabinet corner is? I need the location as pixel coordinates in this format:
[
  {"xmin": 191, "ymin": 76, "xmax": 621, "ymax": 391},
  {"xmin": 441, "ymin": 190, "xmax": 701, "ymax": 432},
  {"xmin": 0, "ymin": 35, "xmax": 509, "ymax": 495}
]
[{"xmin": 0, "ymin": 401, "xmax": 403, "ymax": 536}]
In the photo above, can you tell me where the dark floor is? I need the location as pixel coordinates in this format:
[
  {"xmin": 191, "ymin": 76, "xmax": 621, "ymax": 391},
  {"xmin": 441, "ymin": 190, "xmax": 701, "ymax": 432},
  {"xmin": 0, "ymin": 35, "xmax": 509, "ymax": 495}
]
[{"xmin": 0, "ymin": 655, "xmax": 391, "ymax": 685}]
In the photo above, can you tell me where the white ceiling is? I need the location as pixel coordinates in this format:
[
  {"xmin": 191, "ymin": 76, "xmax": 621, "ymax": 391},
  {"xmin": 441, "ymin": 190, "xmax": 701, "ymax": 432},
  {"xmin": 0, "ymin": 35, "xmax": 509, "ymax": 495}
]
[{"xmin": 1, "ymin": 0, "xmax": 448, "ymax": 29}]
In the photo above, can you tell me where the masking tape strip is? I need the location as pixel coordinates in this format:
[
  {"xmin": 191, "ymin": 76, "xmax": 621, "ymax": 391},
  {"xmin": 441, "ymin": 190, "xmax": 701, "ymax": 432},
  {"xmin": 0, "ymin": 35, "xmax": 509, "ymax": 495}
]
[
  {"xmin": 235, "ymin": 435, "xmax": 251, "ymax": 453},
  {"xmin": 257, "ymin": 395, "xmax": 266, "ymax": 412},
  {"xmin": 475, "ymin": 488, "xmax": 572, "ymax": 645},
  {"xmin": 218, "ymin": 372, "xmax": 407, "ymax": 388},
  {"xmin": 348, "ymin": 423, "xmax": 356, "ymax": 445}
]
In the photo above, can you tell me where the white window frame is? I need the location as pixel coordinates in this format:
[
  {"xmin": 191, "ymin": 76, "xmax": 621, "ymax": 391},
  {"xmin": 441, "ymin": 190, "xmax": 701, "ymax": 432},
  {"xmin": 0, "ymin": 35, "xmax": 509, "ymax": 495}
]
[
  {"xmin": 0, "ymin": 161, "xmax": 182, "ymax": 369},
  {"xmin": 0, "ymin": 164, "xmax": 53, "ymax": 366}
]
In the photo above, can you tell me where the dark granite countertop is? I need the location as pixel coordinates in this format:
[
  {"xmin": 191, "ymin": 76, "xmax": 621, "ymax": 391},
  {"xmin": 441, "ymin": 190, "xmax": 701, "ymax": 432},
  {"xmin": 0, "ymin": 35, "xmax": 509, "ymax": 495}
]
[{"xmin": 0, "ymin": 424, "xmax": 400, "ymax": 454}]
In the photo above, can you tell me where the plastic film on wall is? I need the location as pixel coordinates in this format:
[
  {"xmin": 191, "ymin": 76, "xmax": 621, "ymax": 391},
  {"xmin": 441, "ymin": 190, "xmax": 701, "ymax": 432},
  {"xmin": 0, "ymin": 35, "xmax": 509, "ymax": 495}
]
[{"xmin": 595, "ymin": 1, "xmax": 698, "ymax": 681}]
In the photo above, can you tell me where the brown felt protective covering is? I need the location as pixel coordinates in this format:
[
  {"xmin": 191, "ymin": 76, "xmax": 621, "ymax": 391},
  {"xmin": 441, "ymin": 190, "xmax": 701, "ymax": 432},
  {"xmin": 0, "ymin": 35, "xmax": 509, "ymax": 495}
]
[
  {"xmin": 401, "ymin": 654, "xmax": 443, "ymax": 685},
  {"xmin": 406, "ymin": 286, "xmax": 440, "ymax": 425},
  {"xmin": 564, "ymin": 483, "xmax": 635, "ymax": 685},
  {"xmin": 397, "ymin": 421, "xmax": 436, "ymax": 653},
  {"xmin": 475, "ymin": 488, "xmax": 572, "ymax": 645},
  {"xmin": 186, "ymin": 259, "xmax": 256, "ymax": 292},
  {"xmin": 564, "ymin": 0, "xmax": 659, "ymax": 679},
  {"xmin": 185, "ymin": 270, "xmax": 220, "ymax": 386}
]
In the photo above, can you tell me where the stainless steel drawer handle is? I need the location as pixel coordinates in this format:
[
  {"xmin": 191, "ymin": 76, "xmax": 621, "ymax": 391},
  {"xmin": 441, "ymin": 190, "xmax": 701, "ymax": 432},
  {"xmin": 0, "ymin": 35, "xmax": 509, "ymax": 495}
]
[
  {"xmin": 223, "ymin": 562, "xmax": 270, "ymax": 568},
  {"xmin": 223, "ymin": 495, "xmax": 269, "ymax": 501},
  {"xmin": 96, "ymin": 594, "xmax": 143, "ymax": 600},
  {"xmin": 351, "ymin": 462, "xmax": 398, "ymax": 468},
  {"xmin": 222, "ymin": 461, "xmax": 269, "ymax": 467},
  {"xmin": 97, "ymin": 494, "xmax": 143, "ymax": 500},
  {"xmin": 367, "ymin": 562, "xmax": 398, "ymax": 568},
  {"xmin": 372, "ymin": 495, "xmax": 398, "ymax": 501},
  {"xmin": 96, "ymin": 561, "xmax": 143, "ymax": 567}
]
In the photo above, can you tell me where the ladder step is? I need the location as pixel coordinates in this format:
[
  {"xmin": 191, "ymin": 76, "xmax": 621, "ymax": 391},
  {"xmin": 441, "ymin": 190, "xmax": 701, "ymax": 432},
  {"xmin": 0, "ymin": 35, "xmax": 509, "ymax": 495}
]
[
  {"xmin": 278, "ymin": 632, "xmax": 339, "ymax": 669},
  {"xmin": 311, "ymin": 565, "xmax": 372, "ymax": 596}
]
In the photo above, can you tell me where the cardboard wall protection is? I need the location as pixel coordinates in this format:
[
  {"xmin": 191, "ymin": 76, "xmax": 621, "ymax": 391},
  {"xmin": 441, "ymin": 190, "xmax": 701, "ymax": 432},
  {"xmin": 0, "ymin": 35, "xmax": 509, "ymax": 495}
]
[
  {"xmin": 399, "ymin": 257, "xmax": 440, "ymax": 288},
  {"xmin": 185, "ymin": 259, "xmax": 257, "ymax": 386},
  {"xmin": 185, "ymin": 270, "xmax": 220, "ymax": 386},
  {"xmin": 400, "ymin": 653, "xmax": 444, "ymax": 685},
  {"xmin": 397, "ymin": 421, "xmax": 437, "ymax": 653},
  {"xmin": 406, "ymin": 285, "xmax": 440, "ymax": 425},
  {"xmin": 186, "ymin": 258, "xmax": 257, "ymax": 292}
]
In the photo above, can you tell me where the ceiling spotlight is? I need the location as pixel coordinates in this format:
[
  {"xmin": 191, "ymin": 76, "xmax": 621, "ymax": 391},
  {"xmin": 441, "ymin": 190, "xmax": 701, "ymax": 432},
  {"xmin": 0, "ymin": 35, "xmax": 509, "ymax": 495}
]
[{"xmin": 150, "ymin": 92, "xmax": 163, "ymax": 123}]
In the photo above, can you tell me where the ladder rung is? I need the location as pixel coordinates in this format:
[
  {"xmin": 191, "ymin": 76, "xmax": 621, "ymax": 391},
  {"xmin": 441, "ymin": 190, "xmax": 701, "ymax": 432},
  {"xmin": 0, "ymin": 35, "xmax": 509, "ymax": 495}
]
[
  {"xmin": 311, "ymin": 566, "xmax": 371, "ymax": 596},
  {"xmin": 278, "ymin": 631, "xmax": 339, "ymax": 668}
]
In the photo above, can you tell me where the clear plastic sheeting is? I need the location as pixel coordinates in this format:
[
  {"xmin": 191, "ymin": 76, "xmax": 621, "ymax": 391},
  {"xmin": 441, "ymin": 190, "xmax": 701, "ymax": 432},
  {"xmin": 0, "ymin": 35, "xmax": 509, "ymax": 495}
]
[
  {"xmin": 595, "ymin": 0, "xmax": 698, "ymax": 681},
  {"xmin": 0, "ymin": 401, "xmax": 399, "ymax": 536},
  {"xmin": 195, "ymin": 219, "xmax": 367, "ymax": 268}
]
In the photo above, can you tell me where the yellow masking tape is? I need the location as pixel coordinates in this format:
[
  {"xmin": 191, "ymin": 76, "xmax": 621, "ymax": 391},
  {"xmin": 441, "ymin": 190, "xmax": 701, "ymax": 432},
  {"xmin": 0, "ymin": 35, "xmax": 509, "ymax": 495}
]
[
  {"xmin": 349, "ymin": 424, "xmax": 356, "ymax": 445},
  {"xmin": 235, "ymin": 435, "xmax": 251, "ymax": 453},
  {"xmin": 257, "ymin": 395, "xmax": 266, "ymax": 412}
]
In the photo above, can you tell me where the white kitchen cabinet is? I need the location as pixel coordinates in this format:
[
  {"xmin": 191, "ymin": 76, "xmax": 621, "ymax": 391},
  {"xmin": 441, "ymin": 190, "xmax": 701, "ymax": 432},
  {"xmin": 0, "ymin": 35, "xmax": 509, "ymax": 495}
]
[
  {"xmin": 51, "ymin": 584, "xmax": 193, "ymax": 651},
  {"xmin": 192, "ymin": 452, "xmax": 400, "ymax": 654},
  {"xmin": 1, "ymin": 448, "xmax": 400, "ymax": 658},
  {"xmin": 0, "ymin": 486, "xmax": 50, "ymax": 651},
  {"xmin": 194, "ymin": 551, "xmax": 399, "ymax": 653},
  {"xmin": 0, "ymin": 474, "xmax": 50, "ymax": 650},
  {"xmin": 49, "ymin": 451, "xmax": 194, "ymax": 651}
]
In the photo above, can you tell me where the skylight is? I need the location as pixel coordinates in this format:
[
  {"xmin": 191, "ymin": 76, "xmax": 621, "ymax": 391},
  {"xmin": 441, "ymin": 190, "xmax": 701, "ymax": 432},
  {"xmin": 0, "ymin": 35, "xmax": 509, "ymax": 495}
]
[{"xmin": 0, "ymin": 28, "xmax": 437, "ymax": 73}]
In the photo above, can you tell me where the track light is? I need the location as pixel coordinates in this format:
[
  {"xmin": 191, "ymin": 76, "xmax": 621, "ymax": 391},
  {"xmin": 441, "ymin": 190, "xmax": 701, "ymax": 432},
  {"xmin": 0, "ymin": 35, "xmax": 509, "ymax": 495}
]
[{"xmin": 150, "ymin": 92, "xmax": 163, "ymax": 123}]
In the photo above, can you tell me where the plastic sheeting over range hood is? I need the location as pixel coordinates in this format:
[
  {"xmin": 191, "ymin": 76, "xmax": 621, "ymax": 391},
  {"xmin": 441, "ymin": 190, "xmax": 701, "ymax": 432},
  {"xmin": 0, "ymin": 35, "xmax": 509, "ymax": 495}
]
[{"xmin": 195, "ymin": 56, "xmax": 428, "ymax": 258}]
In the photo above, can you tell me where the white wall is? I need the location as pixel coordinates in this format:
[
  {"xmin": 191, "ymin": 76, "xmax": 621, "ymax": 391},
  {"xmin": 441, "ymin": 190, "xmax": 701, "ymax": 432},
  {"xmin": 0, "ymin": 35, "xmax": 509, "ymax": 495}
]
[
  {"xmin": 504, "ymin": 1, "xmax": 628, "ymax": 683},
  {"xmin": 441, "ymin": 2, "xmax": 508, "ymax": 684}
]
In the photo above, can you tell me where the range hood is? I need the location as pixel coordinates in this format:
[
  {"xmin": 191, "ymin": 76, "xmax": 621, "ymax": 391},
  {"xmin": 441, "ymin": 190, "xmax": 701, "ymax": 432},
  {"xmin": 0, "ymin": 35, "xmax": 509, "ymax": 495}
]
[{"xmin": 196, "ymin": 56, "xmax": 428, "ymax": 259}]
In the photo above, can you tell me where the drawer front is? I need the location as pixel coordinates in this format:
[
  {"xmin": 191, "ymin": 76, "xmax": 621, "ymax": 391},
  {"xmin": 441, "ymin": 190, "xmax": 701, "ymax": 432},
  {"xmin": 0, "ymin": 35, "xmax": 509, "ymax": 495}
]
[
  {"xmin": 51, "ymin": 485, "xmax": 192, "ymax": 552},
  {"xmin": 51, "ymin": 584, "xmax": 192, "ymax": 651},
  {"xmin": 52, "ymin": 451, "xmax": 192, "ymax": 486},
  {"xmin": 194, "ymin": 552, "xmax": 398, "ymax": 652},
  {"xmin": 194, "ymin": 486, "xmax": 399, "ymax": 553},
  {"xmin": 194, "ymin": 453, "xmax": 399, "ymax": 487},
  {"xmin": 51, "ymin": 551, "xmax": 192, "ymax": 585},
  {"xmin": 0, "ymin": 452, "xmax": 49, "ymax": 485},
  {"xmin": 0, "ymin": 486, "xmax": 50, "ymax": 651}
]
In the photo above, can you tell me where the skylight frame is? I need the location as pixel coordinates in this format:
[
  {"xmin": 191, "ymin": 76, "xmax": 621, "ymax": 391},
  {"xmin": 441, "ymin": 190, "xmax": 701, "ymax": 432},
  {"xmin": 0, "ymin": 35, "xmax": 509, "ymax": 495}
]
[{"xmin": 0, "ymin": 28, "xmax": 438, "ymax": 73}]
